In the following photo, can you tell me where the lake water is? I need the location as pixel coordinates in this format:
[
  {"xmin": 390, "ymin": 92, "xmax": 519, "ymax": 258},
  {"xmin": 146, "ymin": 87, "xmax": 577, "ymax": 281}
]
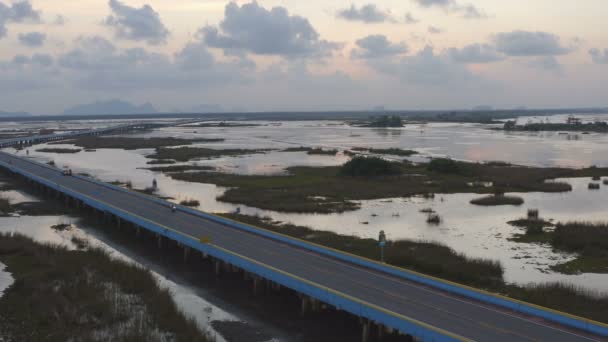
[{"xmin": 4, "ymin": 118, "xmax": 608, "ymax": 294}]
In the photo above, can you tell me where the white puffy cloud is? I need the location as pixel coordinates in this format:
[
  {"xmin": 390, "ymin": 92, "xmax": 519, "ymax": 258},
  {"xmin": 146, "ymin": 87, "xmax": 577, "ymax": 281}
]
[
  {"xmin": 589, "ymin": 48, "xmax": 608, "ymax": 64},
  {"xmin": 524, "ymin": 56, "xmax": 562, "ymax": 75},
  {"xmin": 0, "ymin": 1, "xmax": 41, "ymax": 38},
  {"xmin": 351, "ymin": 35, "xmax": 408, "ymax": 59},
  {"xmin": 412, "ymin": 0, "xmax": 486, "ymax": 19},
  {"xmin": 494, "ymin": 31, "xmax": 571, "ymax": 56},
  {"xmin": 367, "ymin": 46, "xmax": 475, "ymax": 86},
  {"xmin": 448, "ymin": 43, "xmax": 503, "ymax": 63},
  {"xmin": 336, "ymin": 4, "xmax": 392, "ymax": 23},
  {"xmin": 200, "ymin": 1, "xmax": 340, "ymax": 59},
  {"xmin": 428, "ymin": 26, "xmax": 443, "ymax": 34},
  {"xmin": 18, "ymin": 31, "xmax": 46, "ymax": 47},
  {"xmin": 104, "ymin": 0, "xmax": 169, "ymax": 45},
  {"xmin": 404, "ymin": 12, "xmax": 419, "ymax": 24}
]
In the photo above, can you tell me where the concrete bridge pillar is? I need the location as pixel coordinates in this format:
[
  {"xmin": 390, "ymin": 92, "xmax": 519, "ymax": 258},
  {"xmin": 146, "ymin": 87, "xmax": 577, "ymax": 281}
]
[
  {"xmin": 252, "ymin": 276, "xmax": 263, "ymax": 296},
  {"xmin": 361, "ymin": 319, "xmax": 371, "ymax": 342},
  {"xmin": 157, "ymin": 234, "xmax": 163, "ymax": 249},
  {"xmin": 183, "ymin": 246, "xmax": 190, "ymax": 262},
  {"xmin": 300, "ymin": 295, "xmax": 310, "ymax": 315},
  {"xmin": 214, "ymin": 260, "xmax": 222, "ymax": 275}
]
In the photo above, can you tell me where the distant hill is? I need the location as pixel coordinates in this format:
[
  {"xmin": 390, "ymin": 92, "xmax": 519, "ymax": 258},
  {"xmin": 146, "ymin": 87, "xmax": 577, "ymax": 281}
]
[
  {"xmin": 0, "ymin": 111, "xmax": 31, "ymax": 117},
  {"xmin": 63, "ymin": 100, "xmax": 157, "ymax": 116}
]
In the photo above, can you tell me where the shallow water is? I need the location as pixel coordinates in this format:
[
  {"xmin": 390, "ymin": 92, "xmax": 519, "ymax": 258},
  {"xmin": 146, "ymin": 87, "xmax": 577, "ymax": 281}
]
[
  {"xmin": 7, "ymin": 118, "xmax": 608, "ymax": 293},
  {"xmin": 0, "ymin": 261, "xmax": 13, "ymax": 299}
]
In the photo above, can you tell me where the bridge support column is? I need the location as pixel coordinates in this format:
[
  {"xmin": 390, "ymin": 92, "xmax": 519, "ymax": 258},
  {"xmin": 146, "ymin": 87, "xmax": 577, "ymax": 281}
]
[
  {"xmin": 300, "ymin": 295, "xmax": 310, "ymax": 315},
  {"xmin": 183, "ymin": 246, "xmax": 190, "ymax": 262},
  {"xmin": 361, "ymin": 319, "xmax": 370, "ymax": 342},
  {"xmin": 157, "ymin": 234, "xmax": 162, "ymax": 249},
  {"xmin": 136, "ymin": 226, "xmax": 141, "ymax": 237},
  {"xmin": 214, "ymin": 260, "xmax": 222, "ymax": 275},
  {"xmin": 252, "ymin": 276, "xmax": 262, "ymax": 296}
]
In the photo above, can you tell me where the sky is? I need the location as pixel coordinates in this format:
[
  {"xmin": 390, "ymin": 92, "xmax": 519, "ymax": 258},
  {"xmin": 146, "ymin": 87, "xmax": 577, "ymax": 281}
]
[{"xmin": 0, "ymin": 0, "xmax": 607, "ymax": 114}]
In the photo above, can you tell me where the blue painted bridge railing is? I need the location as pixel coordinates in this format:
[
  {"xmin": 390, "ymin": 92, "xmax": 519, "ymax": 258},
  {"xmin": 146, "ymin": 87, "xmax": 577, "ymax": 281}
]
[{"xmin": 2, "ymin": 154, "xmax": 608, "ymax": 339}]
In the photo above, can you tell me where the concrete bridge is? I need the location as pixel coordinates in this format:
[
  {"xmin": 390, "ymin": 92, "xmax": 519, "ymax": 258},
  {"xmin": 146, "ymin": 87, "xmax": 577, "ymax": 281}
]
[{"xmin": 0, "ymin": 127, "xmax": 607, "ymax": 342}]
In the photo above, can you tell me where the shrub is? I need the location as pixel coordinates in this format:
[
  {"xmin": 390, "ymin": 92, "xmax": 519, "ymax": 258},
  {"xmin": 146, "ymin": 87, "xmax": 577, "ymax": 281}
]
[
  {"xmin": 427, "ymin": 158, "xmax": 461, "ymax": 174},
  {"xmin": 426, "ymin": 213, "xmax": 442, "ymax": 225},
  {"xmin": 179, "ymin": 198, "xmax": 200, "ymax": 207},
  {"xmin": 527, "ymin": 209, "xmax": 539, "ymax": 219},
  {"xmin": 470, "ymin": 194, "xmax": 524, "ymax": 206},
  {"xmin": 339, "ymin": 156, "xmax": 401, "ymax": 177},
  {"xmin": 553, "ymin": 222, "xmax": 608, "ymax": 256}
]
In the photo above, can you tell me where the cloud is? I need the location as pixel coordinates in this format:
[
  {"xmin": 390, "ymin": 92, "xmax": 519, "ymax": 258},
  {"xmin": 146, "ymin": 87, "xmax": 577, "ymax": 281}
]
[
  {"xmin": 336, "ymin": 4, "xmax": 392, "ymax": 23},
  {"xmin": 10, "ymin": 53, "xmax": 53, "ymax": 67},
  {"xmin": 404, "ymin": 12, "xmax": 419, "ymax": 24},
  {"xmin": 18, "ymin": 31, "xmax": 46, "ymax": 47},
  {"xmin": 412, "ymin": 0, "xmax": 486, "ymax": 19},
  {"xmin": 53, "ymin": 14, "xmax": 67, "ymax": 26},
  {"xmin": 103, "ymin": 0, "xmax": 169, "ymax": 45},
  {"xmin": 589, "ymin": 48, "xmax": 608, "ymax": 64},
  {"xmin": 200, "ymin": 1, "xmax": 340, "ymax": 59},
  {"xmin": 524, "ymin": 56, "xmax": 562, "ymax": 75},
  {"xmin": 448, "ymin": 43, "xmax": 503, "ymax": 63},
  {"xmin": 351, "ymin": 35, "xmax": 408, "ymax": 59},
  {"xmin": 56, "ymin": 35, "xmax": 248, "ymax": 91},
  {"xmin": 494, "ymin": 31, "xmax": 571, "ymax": 56},
  {"xmin": 367, "ymin": 46, "xmax": 475, "ymax": 86},
  {"xmin": 0, "ymin": 1, "xmax": 41, "ymax": 38},
  {"xmin": 428, "ymin": 26, "xmax": 443, "ymax": 34}
]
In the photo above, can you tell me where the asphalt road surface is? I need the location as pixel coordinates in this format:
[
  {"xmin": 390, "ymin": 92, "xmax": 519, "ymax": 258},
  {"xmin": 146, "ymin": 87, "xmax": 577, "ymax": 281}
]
[{"xmin": 0, "ymin": 151, "xmax": 604, "ymax": 342}]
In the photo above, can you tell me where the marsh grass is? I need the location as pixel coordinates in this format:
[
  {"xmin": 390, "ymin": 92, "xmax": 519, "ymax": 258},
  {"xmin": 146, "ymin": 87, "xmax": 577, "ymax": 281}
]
[
  {"xmin": 307, "ymin": 148, "xmax": 338, "ymax": 156},
  {"xmin": 470, "ymin": 194, "xmax": 524, "ymax": 206},
  {"xmin": 149, "ymin": 147, "xmax": 268, "ymax": 162},
  {"xmin": 168, "ymin": 160, "xmax": 607, "ymax": 213},
  {"xmin": 36, "ymin": 148, "xmax": 82, "ymax": 154},
  {"xmin": 55, "ymin": 136, "xmax": 224, "ymax": 150},
  {"xmin": 179, "ymin": 198, "xmax": 200, "ymax": 207},
  {"xmin": 0, "ymin": 234, "xmax": 211, "ymax": 342}
]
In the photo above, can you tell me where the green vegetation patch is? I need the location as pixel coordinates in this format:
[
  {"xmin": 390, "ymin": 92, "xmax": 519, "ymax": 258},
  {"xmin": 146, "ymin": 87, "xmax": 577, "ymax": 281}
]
[
  {"xmin": 363, "ymin": 148, "xmax": 418, "ymax": 157},
  {"xmin": 148, "ymin": 146, "xmax": 268, "ymax": 162},
  {"xmin": 146, "ymin": 165, "xmax": 215, "ymax": 172},
  {"xmin": 510, "ymin": 221, "xmax": 608, "ymax": 274},
  {"xmin": 0, "ymin": 234, "xmax": 209, "ymax": 342},
  {"xmin": 56, "ymin": 136, "xmax": 224, "ymax": 150},
  {"xmin": 167, "ymin": 160, "xmax": 608, "ymax": 213},
  {"xmin": 359, "ymin": 115, "xmax": 404, "ymax": 127},
  {"xmin": 470, "ymin": 194, "xmax": 524, "ymax": 206},
  {"xmin": 307, "ymin": 148, "xmax": 338, "ymax": 156},
  {"xmin": 36, "ymin": 148, "xmax": 82, "ymax": 154},
  {"xmin": 339, "ymin": 156, "xmax": 402, "ymax": 177}
]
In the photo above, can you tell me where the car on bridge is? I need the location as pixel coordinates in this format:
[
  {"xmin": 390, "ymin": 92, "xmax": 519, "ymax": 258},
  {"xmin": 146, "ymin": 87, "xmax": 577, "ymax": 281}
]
[{"xmin": 62, "ymin": 169, "xmax": 72, "ymax": 176}]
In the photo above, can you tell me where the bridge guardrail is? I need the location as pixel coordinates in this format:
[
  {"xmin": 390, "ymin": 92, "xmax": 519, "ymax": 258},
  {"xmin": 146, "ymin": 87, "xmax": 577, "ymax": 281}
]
[{"xmin": 3, "ymin": 152, "xmax": 608, "ymax": 337}]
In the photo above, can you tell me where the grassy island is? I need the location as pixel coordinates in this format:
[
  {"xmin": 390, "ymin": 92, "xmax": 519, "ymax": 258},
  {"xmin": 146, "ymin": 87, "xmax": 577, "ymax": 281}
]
[{"xmin": 160, "ymin": 157, "xmax": 606, "ymax": 213}]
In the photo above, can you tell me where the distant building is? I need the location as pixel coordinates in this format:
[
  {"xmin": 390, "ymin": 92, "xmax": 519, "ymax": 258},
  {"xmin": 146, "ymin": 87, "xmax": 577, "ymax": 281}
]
[{"xmin": 567, "ymin": 116, "xmax": 582, "ymax": 125}]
